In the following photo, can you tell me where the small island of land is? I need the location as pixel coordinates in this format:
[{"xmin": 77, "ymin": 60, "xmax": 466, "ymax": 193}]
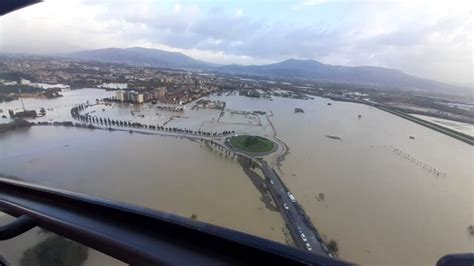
[
  {"xmin": 326, "ymin": 135, "xmax": 342, "ymax": 140},
  {"xmin": 0, "ymin": 119, "xmax": 32, "ymax": 133},
  {"xmin": 227, "ymin": 135, "xmax": 276, "ymax": 155}
]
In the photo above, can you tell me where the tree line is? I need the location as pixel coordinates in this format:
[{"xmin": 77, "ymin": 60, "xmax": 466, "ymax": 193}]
[{"xmin": 71, "ymin": 104, "xmax": 235, "ymax": 137}]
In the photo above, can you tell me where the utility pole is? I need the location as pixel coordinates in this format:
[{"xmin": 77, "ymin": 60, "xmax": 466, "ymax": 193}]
[{"xmin": 19, "ymin": 89, "xmax": 26, "ymax": 111}]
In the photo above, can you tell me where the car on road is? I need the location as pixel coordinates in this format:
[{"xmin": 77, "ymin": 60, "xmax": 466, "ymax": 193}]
[
  {"xmin": 322, "ymin": 244, "xmax": 330, "ymax": 253},
  {"xmin": 270, "ymin": 179, "xmax": 274, "ymax": 184},
  {"xmin": 283, "ymin": 203, "xmax": 289, "ymax": 210},
  {"xmin": 287, "ymin": 192, "xmax": 297, "ymax": 203},
  {"xmin": 305, "ymin": 243, "xmax": 312, "ymax": 251},
  {"xmin": 301, "ymin": 233, "xmax": 307, "ymax": 242}
]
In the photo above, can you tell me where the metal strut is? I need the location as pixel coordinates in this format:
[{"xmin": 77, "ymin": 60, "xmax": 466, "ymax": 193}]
[
  {"xmin": 0, "ymin": 177, "xmax": 351, "ymax": 266},
  {"xmin": 0, "ymin": 215, "xmax": 36, "ymax": 240}
]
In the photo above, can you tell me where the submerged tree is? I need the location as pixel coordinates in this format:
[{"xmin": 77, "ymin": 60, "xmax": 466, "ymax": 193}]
[
  {"xmin": 327, "ymin": 240, "xmax": 338, "ymax": 254},
  {"xmin": 20, "ymin": 235, "xmax": 88, "ymax": 266}
]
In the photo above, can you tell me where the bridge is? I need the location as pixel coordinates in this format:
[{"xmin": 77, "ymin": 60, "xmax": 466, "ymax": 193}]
[{"xmin": 261, "ymin": 161, "xmax": 333, "ymax": 257}]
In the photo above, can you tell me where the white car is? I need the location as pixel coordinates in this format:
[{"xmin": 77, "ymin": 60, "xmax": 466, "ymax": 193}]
[
  {"xmin": 305, "ymin": 243, "xmax": 312, "ymax": 251},
  {"xmin": 270, "ymin": 179, "xmax": 274, "ymax": 184},
  {"xmin": 287, "ymin": 192, "xmax": 297, "ymax": 203},
  {"xmin": 301, "ymin": 233, "xmax": 307, "ymax": 242},
  {"xmin": 283, "ymin": 203, "xmax": 289, "ymax": 210}
]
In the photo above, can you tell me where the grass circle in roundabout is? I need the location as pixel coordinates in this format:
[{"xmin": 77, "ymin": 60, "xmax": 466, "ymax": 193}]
[{"xmin": 226, "ymin": 135, "xmax": 276, "ymax": 155}]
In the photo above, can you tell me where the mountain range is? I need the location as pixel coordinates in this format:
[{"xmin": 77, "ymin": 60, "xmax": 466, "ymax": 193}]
[
  {"xmin": 70, "ymin": 47, "xmax": 216, "ymax": 69},
  {"xmin": 68, "ymin": 47, "xmax": 469, "ymax": 94}
]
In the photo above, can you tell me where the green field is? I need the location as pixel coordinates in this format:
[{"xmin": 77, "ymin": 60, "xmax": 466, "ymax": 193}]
[{"xmin": 228, "ymin": 135, "xmax": 275, "ymax": 154}]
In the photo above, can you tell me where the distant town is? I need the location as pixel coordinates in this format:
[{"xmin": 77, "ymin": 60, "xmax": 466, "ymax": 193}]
[{"xmin": 0, "ymin": 54, "xmax": 473, "ymax": 127}]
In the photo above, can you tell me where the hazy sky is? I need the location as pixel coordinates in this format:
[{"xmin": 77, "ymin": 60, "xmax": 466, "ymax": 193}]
[{"xmin": 0, "ymin": 0, "xmax": 472, "ymax": 84}]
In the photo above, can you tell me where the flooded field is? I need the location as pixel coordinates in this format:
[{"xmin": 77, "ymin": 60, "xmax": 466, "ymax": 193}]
[
  {"xmin": 1, "ymin": 89, "xmax": 472, "ymax": 265},
  {"xmin": 412, "ymin": 114, "xmax": 474, "ymax": 137},
  {"xmin": 0, "ymin": 126, "xmax": 286, "ymax": 265},
  {"xmin": 0, "ymin": 88, "xmax": 115, "ymax": 124},
  {"xmin": 209, "ymin": 94, "xmax": 474, "ymax": 265}
]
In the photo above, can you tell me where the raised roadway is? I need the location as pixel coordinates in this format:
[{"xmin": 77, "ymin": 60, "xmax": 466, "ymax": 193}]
[{"xmin": 261, "ymin": 161, "xmax": 333, "ymax": 258}]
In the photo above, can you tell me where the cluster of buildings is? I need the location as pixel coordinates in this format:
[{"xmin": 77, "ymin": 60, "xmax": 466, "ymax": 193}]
[
  {"xmin": 8, "ymin": 109, "xmax": 37, "ymax": 119},
  {"xmin": 115, "ymin": 90, "xmax": 146, "ymax": 104},
  {"xmin": 194, "ymin": 99, "xmax": 225, "ymax": 109},
  {"xmin": 114, "ymin": 87, "xmax": 168, "ymax": 104}
]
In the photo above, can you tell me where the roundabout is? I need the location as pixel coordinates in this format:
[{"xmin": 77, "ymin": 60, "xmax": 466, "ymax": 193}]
[{"xmin": 225, "ymin": 135, "xmax": 277, "ymax": 156}]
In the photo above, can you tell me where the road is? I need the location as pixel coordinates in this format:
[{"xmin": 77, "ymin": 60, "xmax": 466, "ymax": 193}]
[
  {"xmin": 376, "ymin": 106, "xmax": 474, "ymax": 145},
  {"xmin": 71, "ymin": 103, "xmax": 335, "ymax": 257},
  {"xmin": 261, "ymin": 161, "xmax": 333, "ymax": 258}
]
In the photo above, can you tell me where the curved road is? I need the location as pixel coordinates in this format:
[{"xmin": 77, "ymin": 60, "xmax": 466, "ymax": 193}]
[{"xmin": 71, "ymin": 105, "xmax": 334, "ymax": 258}]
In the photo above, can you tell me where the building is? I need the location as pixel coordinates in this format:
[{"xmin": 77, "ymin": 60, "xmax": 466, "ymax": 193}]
[
  {"xmin": 136, "ymin": 93, "xmax": 144, "ymax": 104},
  {"xmin": 127, "ymin": 91, "xmax": 137, "ymax": 103},
  {"xmin": 9, "ymin": 109, "xmax": 37, "ymax": 118},
  {"xmin": 153, "ymin": 87, "xmax": 167, "ymax": 98},
  {"xmin": 195, "ymin": 99, "xmax": 211, "ymax": 108},
  {"xmin": 116, "ymin": 90, "xmax": 125, "ymax": 102},
  {"xmin": 121, "ymin": 90, "xmax": 145, "ymax": 104},
  {"xmin": 20, "ymin": 79, "xmax": 31, "ymax": 85},
  {"xmin": 195, "ymin": 99, "xmax": 225, "ymax": 109}
]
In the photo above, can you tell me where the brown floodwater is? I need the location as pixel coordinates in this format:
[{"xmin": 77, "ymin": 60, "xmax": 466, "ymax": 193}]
[
  {"xmin": 211, "ymin": 94, "xmax": 474, "ymax": 265},
  {"xmin": 1, "ymin": 90, "xmax": 472, "ymax": 265},
  {"xmin": 0, "ymin": 126, "xmax": 285, "ymax": 265}
]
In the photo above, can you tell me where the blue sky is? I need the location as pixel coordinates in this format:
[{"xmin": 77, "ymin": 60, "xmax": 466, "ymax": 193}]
[{"xmin": 0, "ymin": 0, "xmax": 472, "ymax": 84}]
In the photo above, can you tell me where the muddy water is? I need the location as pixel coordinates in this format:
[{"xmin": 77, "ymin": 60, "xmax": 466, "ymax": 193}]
[
  {"xmin": 210, "ymin": 94, "xmax": 474, "ymax": 265},
  {"xmin": 0, "ymin": 126, "xmax": 285, "ymax": 265},
  {"xmin": 1, "ymin": 89, "xmax": 472, "ymax": 265}
]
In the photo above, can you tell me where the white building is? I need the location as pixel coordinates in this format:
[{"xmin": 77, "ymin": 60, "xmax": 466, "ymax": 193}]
[
  {"xmin": 116, "ymin": 90, "xmax": 125, "ymax": 102},
  {"xmin": 137, "ymin": 94, "xmax": 144, "ymax": 104},
  {"xmin": 20, "ymin": 79, "xmax": 31, "ymax": 85}
]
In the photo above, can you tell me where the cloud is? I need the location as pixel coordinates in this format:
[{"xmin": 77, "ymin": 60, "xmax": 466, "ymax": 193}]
[
  {"xmin": 235, "ymin": 8, "xmax": 243, "ymax": 16},
  {"xmin": 292, "ymin": 0, "xmax": 329, "ymax": 10},
  {"xmin": 0, "ymin": 0, "xmax": 471, "ymax": 84},
  {"xmin": 174, "ymin": 3, "xmax": 182, "ymax": 12}
]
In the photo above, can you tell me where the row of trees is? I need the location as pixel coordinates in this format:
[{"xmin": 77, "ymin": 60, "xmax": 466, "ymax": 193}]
[{"xmin": 71, "ymin": 105, "xmax": 236, "ymax": 137}]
